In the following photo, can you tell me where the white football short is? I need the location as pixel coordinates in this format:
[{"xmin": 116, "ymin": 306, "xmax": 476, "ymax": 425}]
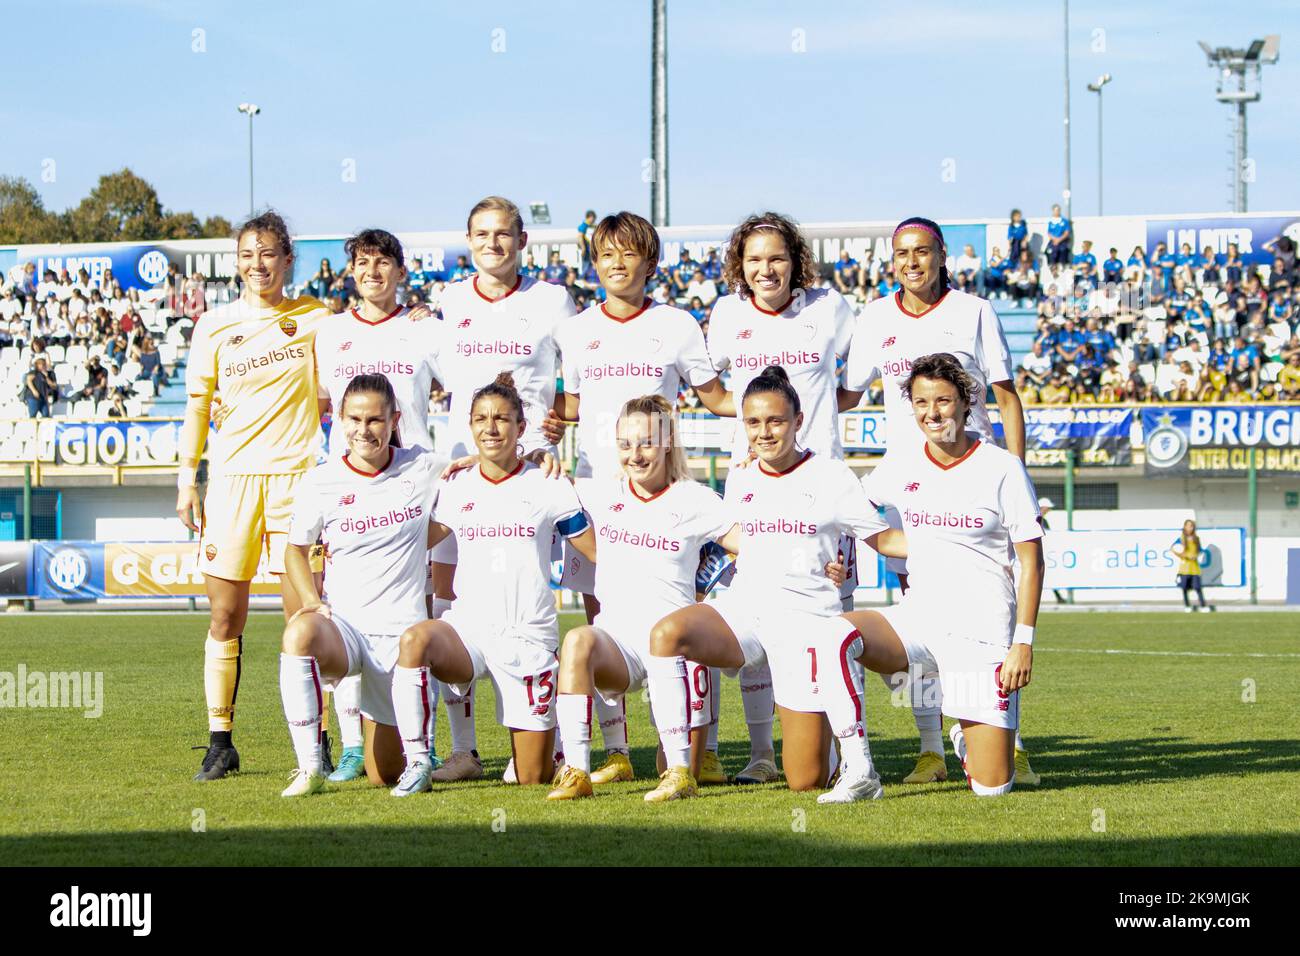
[
  {"xmin": 332, "ymin": 613, "xmax": 401, "ymax": 727},
  {"xmin": 586, "ymin": 612, "xmax": 711, "ymax": 730},
  {"xmin": 441, "ymin": 609, "xmax": 558, "ymax": 731},
  {"xmin": 877, "ymin": 598, "xmax": 1019, "ymax": 730},
  {"xmin": 711, "ymin": 594, "xmax": 864, "ymax": 714},
  {"xmin": 430, "ymin": 533, "xmax": 457, "ymax": 566}
]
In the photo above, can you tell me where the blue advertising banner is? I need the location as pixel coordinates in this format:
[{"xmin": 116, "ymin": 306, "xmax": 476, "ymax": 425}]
[
  {"xmin": 1145, "ymin": 215, "xmax": 1298, "ymax": 266},
  {"xmin": 991, "ymin": 407, "xmax": 1133, "ymax": 467},
  {"xmin": 0, "ymin": 419, "xmax": 186, "ymax": 466},
  {"xmin": 1142, "ymin": 404, "xmax": 1300, "ymax": 476},
  {"xmin": 11, "ymin": 239, "xmax": 237, "ymax": 292},
  {"xmin": 33, "ymin": 541, "xmax": 106, "ymax": 600}
]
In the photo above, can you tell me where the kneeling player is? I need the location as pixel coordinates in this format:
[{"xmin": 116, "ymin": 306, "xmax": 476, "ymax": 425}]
[
  {"xmin": 278, "ymin": 373, "xmax": 441, "ymax": 796},
  {"xmin": 390, "ymin": 374, "xmax": 598, "ymax": 794},
  {"xmin": 844, "ymin": 353, "xmax": 1043, "ymax": 795}
]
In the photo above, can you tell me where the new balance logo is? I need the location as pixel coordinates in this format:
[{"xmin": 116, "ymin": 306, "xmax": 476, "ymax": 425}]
[
  {"xmin": 610, "ymin": 503, "xmax": 624, "ymax": 512},
  {"xmin": 882, "ymin": 336, "xmax": 896, "ymax": 347},
  {"xmin": 737, "ymin": 329, "xmax": 753, "ymax": 339},
  {"xmin": 460, "ymin": 502, "xmax": 475, "ymax": 512},
  {"xmin": 339, "ymin": 341, "xmax": 352, "ymax": 351},
  {"xmin": 226, "ymin": 334, "xmax": 244, "ymax": 346},
  {"xmin": 457, "ymin": 319, "xmax": 471, "ymax": 328},
  {"xmin": 903, "ymin": 482, "xmax": 920, "ymax": 492},
  {"xmin": 338, "ymin": 494, "xmax": 356, "ymax": 505},
  {"xmin": 741, "ymin": 493, "xmax": 753, "ymax": 503},
  {"xmin": 586, "ymin": 340, "xmax": 600, "ymax": 350}
]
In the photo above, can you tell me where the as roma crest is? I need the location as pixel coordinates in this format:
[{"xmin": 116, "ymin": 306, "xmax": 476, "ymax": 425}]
[{"xmin": 279, "ymin": 317, "xmax": 298, "ymax": 337}]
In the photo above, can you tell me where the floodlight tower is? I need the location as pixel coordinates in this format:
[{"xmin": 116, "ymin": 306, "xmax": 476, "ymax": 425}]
[{"xmin": 1197, "ymin": 35, "xmax": 1280, "ymax": 213}]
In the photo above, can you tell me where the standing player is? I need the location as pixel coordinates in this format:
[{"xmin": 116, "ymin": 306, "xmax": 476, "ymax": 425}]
[
  {"xmin": 705, "ymin": 212, "xmax": 860, "ymax": 785},
  {"xmin": 389, "ymin": 374, "xmax": 598, "ymax": 793},
  {"xmin": 842, "ymin": 215, "xmax": 1038, "ymax": 786},
  {"xmin": 422, "ymin": 197, "xmax": 577, "ymax": 784},
  {"xmin": 176, "ymin": 210, "xmax": 335, "ymax": 781},
  {"xmin": 312, "ymin": 228, "xmax": 447, "ymax": 782},
  {"xmin": 846, "ymin": 354, "xmax": 1043, "ymax": 796},
  {"xmin": 277, "ymin": 374, "xmax": 441, "ymax": 795},
  {"xmin": 649, "ymin": 367, "xmax": 905, "ymax": 803},
  {"xmin": 1169, "ymin": 520, "xmax": 1211, "ymax": 612},
  {"xmin": 550, "ymin": 211, "xmax": 734, "ymax": 785}
]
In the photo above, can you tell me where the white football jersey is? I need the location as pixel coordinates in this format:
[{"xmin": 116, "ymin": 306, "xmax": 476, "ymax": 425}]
[
  {"xmin": 556, "ymin": 300, "xmax": 717, "ymax": 479},
  {"xmin": 288, "ymin": 446, "xmax": 442, "ymax": 635},
  {"xmin": 724, "ymin": 451, "xmax": 885, "ymax": 616},
  {"xmin": 861, "ymin": 438, "xmax": 1042, "ymax": 643},
  {"xmin": 314, "ymin": 306, "xmax": 442, "ymax": 456},
  {"xmin": 707, "ymin": 288, "xmax": 855, "ymax": 463},
  {"xmin": 575, "ymin": 476, "xmax": 733, "ymax": 650},
  {"xmin": 432, "ymin": 275, "xmax": 577, "ymax": 458},
  {"xmin": 844, "ymin": 289, "xmax": 1012, "ymax": 450},
  {"xmin": 434, "ymin": 461, "xmax": 588, "ymax": 649}
]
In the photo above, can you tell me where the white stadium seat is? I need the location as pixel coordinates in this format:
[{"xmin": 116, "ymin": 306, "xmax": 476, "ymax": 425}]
[
  {"xmin": 69, "ymin": 365, "xmax": 90, "ymax": 390},
  {"xmin": 65, "ymin": 344, "xmax": 88, "ymax": 365},
  {"xmin": 0, "ymin": 346, "xmax": 18, "ymax": 366},
  {"xmin": 45, "ymin": 344, "xmax": 65, "ymax": 363},
  {"xmin": 125, "ymin": 399, "xmax": 144, "ymax": 417},
  {"xmin": 71, "ymin": 400, "xmax": 96, "ymax": 418}
]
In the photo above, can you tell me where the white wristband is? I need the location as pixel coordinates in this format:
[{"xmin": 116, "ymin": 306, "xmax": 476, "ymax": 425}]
[
  {"xmin": 1013, "ymin": 624, "xmax": 1035, "ymax": 647},
  {"xmin": 177, "ymin": 465, "xmax": 198, "ymax": 489}
]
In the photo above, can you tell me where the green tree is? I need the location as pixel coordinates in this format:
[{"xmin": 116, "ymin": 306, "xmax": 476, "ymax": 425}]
[
  {"xmin": 201, "ymin": 215, "xmax": 233, "ymax": 239},
  {"xmin": 0, "ymin": 175, "xmax": 61, "ymax": 244},
  {"xmin": 65, "ymin": 168, "xmax": 167, "ymax": 242}
]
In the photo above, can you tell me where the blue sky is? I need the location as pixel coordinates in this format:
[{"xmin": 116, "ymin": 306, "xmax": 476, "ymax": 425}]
[{"xmin": 3, "ymin": 0, "xmax": 1297, "ymax": 235}]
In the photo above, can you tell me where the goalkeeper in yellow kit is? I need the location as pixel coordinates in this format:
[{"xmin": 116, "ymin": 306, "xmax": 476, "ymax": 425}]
[{"xmin": 176, "ymin": 211, "xmax": 336, "ymax": 781}]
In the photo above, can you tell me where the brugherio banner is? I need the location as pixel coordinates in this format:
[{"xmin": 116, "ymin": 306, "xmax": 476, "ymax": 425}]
[
  {"xmin": 991, "ymin": 407, "xmax": 1133, "ymax": 467},
  {"xmin": 1042, "ymin": 527, "xmax": 1246, "ymax": 590},
  {"xmin": 1142, "ymin": 405, "xmax": 1300, "ymax": 477}
]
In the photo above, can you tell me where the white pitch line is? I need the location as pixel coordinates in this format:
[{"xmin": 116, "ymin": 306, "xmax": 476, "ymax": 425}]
[{"xmin": 1039, "ymin": 647, "xmax": 1300, "ymax": 660}]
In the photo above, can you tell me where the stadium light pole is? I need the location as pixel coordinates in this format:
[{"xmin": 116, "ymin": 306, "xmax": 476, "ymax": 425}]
[
  {"xmin": 237, "ymin": 103, "xmax": 261, "ymax": 217},
  {"xmin": 650, "ymin": 0, "xmax": 669, "ymax": 227},
  {"xmin": 1087, "ymin": 74, "xmax": 1112, "ymax": 216},
  {"xmin": 1197, "ymin": 35, "xmax": 1280, "ymax": 213},
  {"xmin": 1062, "ymin": 0, "xmax": 1072, "ymax": 222}
]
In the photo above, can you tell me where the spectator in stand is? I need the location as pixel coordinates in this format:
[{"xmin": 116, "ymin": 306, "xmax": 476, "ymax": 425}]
[
  {"xmin": 1277, "ymin": 352, "xmax": 1300, "ymax": 398},
  {"xmin": 1007, "ymin": 208, "xmax": 1027, "ymax": 263},
  {"xmin": 1019, "ymin": 339, "xmax": 1052, "ymax": 389},
  {"xmin": 685, "ymin": 266, "xmax": 718, "ymax": 307},
  {"xmin": 1046, "ymin": 203, "xmax": 1072, "ymax": 266},
  {"xmin": 49, "ymin": 303, "xmax": 72, "ymax": 347},
  {"xmin": 543, "ymin": 251, "xmax": 567, "ymax": 284},
  {"xmin": 521, "ymin": 253, "xmax": 542, "ymax": 279},
  {"xmin": 577, "ymin": 209, "xmax": 598, "ymax": 270},
  {"xmin": 1008, "ymin": 251, "xmax": 1038, "ymax": 305},
  {"xmin": 833, "ymin": 249, "xmax": 859, "ymax": 295},
  {"xmin": 1102, "ymin": 247, "xmax": 1124, "ymax": 285},
  {"xmin": 984, "ymin": 246, "xmax": 1008, "ymax": 298},
  {"xmin": 687, "ymin": 295, "xmax": 708, "ymax": 324},
  {"xmin": 402, "ymin": 257, "xmax": 426, "ymax": 296},
  {"xmin": 955, "ymin": 243, "xmax": 982, "ymax": 293},
  {"xmin": 448, "ymin": 255, "xmax": 475, "ymax": 281},
  {"xmin": 1053, "ymin": 318, "xmax": 1086, "ymax": 366},
  {"xmin": 136, "ymin": 335, "xmax": 168, "ymax": 392},
  {"xmin": 1040, "ymin": 371, "xmax": 1072, "ymax": 404},
  {"xmin": 1082, "ymin": 316, "xmax": 1117, "ymax": 363},
  {"xmin": 1125, "ymin": 245, "xmax": 1148, "ymax": 283},
  {"xmin": 106, "ymin": 392, "xmax": 129, "ymax": 419},
  {"xmin": 0, "ymin": 287, "xmax": 20, "ymax": 323},
  {"xmin": 1072, "ymin": 239, "xmax": 1097, "ymax": 273},
  {"xmin": 1263, "ymin": 233, "xmax": 1296, "ymax": 275},
  {"xmin": 72, "ymin": 311, "xmax": 94, "ymax": 346},
  {"xmin": 701, "ymin": 247, "xmax": 723, "ymax": 282},
  {"xmin": 1042, "ymin": 260, "xmax": 1074, "ymax": 301},
  {"xmin": 24, "ymin": 356, "xmax": 59, "ymax": 418},
  {"xmin": 670, "ymin": 249, "xmax": 697, "ymax": 300},
  {"xmin": 1269, "ymin": 287, "xmax": 1293, "ymax": 329},
  {"xmin": 1228, "ymin": 352, "xmax": 1258, "ymax": 394},
  {"xmin": 77, "ymin": 355, "xmax": 109, "ymax": 404},
  {"xmin": 1132, "ymin": 330, "xmax": 1159, "ymax": 366},
  {"xmin": 1223, "ymin": 243, "xmax": 1244, "ymax": 285}
]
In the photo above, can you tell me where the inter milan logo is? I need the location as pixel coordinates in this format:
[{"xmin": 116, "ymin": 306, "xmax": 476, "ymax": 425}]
[
  {"xmin": 278, "ymin": 317, "xmax": 298, "ymax": 337},
  {"xmin": 458, "ymin": 319, "xmax": 472, "ymax": 328},
  {"xmin": 882, "ymin": 336, "xmax": 896, "ymax": 348},
  {"xmin": 904, "ymin": 482, "xmax": 920, "ymax": 492},
  {"xmin": 737, "ymin": 329, "xmax": 753, "ymax": 340},
  {"xmin": 338, "ymin": 494, "xmax": 355, "ymax": 506}
]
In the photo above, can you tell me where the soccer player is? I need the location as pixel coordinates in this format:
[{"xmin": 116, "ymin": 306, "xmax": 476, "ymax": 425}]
[
  {"xmin": 1169, "ymin": 520, "xmax": 1211, "ymax": 612},
  {"xmin": 842, "ymin": 215, "xmax": 1039, "ymax": 786},
  {"xmin": 550, "ymin": 211, "xmax": 734, "ymax": 785},
  {"xmin": 649, "ymin": 366, "xmax": 904, "ymax": 803},
  {"xmin": 423, "ymin": 196, "xmax": 578, "ymax": 783},
  {"xmin": 546, "ymin": 395, "xmax": 732, "ymax": 802},
  {"xmin": 705, "ymin": 212, "xmax": 861, "ymax": 785},
  {"xmin": 176, "ymin": 210, "xmax": 335, "ymax": 781},
  {"xmin": 845, "ymin": 353, "xmax": 1043, "ymax": 796},
  {"xmin": 277, "ymin": 373, "xmax": 442, "ymax": 796},
  {"xmin": 389, "ymin": 373, "xmax": 598, "ymax": 794},
  {"xmin": 312, "ymin": 228, "xmax": 447, "ymax": 782}
]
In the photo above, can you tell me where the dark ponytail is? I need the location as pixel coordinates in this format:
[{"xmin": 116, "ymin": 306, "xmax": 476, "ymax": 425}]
[
  {"xmin": 341, "ymin": 373, "xmax": 402, "ymax": 447},
  {"xmin": 471, "ymin": 371, "xmax": 526, "ymax": 424},
  {"xmin": 743, "ymin": 364, "xmax": 801, "ymax": 417}
]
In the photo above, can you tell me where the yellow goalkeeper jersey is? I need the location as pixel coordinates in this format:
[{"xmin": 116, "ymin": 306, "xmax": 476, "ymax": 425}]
[
  {"xmin": 185, "ymin": 295, "xmax": 332, "ymax": 475},
  {"xmin": 1177, "ymin": 536, "xmax": 1202, "ymax": 576}
]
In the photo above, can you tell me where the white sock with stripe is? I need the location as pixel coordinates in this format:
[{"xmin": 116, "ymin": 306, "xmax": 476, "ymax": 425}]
[
  {"xmin": 595, "ymin": 696, "xmax": 628, "ymax": 756},
  {"xmin": 393, "ymin": 665, "xmax": 435, "ymax": 764},
  {"xmin": 443, "ymin": 681, "xmax": 477, "ymax": 755},
  {"xmin": 740, "ymin": 663, "xmax": 775, "ymax": 760},
  {"xmin": 646, "ymin": 655, "xmax": 691, "ymax": 770},
  {"xmin": 333, "ymin": 673, "xmax": 363, "ymax": 749},
  {"xmin": 706, "ymin": 666, "xmax": 721, "ymax": 752},
  {"xmin": 824, "ymin": 632, "xmax": 874, "ymax": 780},
  {"xmin": 556, "ymin": 694, "xmax": 593, "ymax": 773},
  {"xmin": 279, "ymin": 654, "xmax": 322, "ymax": 774}
]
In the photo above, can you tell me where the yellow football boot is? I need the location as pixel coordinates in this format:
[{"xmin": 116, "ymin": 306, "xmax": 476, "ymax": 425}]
[
  {"xmin": 644, "ymin": 767, "xmax": 699, "ymax": 803},
  {"xmin": 546, "ymin": 766, "xmax": 594, "ymax": 801},
  {"xmin": 902, "ymin": 751, "xmax": 949, "ymax": 784},
  {"xmin": 589, "ymin": 751, "xmax": 634, "ymax": 784}
]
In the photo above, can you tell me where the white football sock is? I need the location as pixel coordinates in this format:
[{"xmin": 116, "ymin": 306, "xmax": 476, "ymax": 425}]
[
  {"xmin": 970, "ymin": 775, "xmax": 1015, "ymax": 797},
  {"xmin": 740, "ymin": 663, "xmax": 775, "ymax": 760},
  {"xmin": 333, "ymin": 673, "xmax": 363, "ymax": 749},
  {"xmin": 279, "ymin": 654, "xmax": 322, "ymax": 774},
  {"xmin": 823, "ymin": 632, "xmax": 875, "ymax": 779},
  {"xmin": 431, "ymin": 597, "xmax": 452, "ymax": 619},
  {"xmin": 706, "ymin": 666, "xmax": 721, "ymax": 752},
  {"xmin": 646, "ymin": 655, "xmax": 691, "ymax": 770},
  {"xmin": 393, "ymin": 665, "xmax": 435, "ymax": 763},
  {"xmin": 556, "ymin": 694, "xmax": 593, "ymax": 773},
  {"xmin": 1015, "ymin": 728, "xmax": 1026, "ymax": 751},
  {"xmin": 915, "ymin": 701, "xmax": 944, "ymax": 755},
  {"xmin": 596, "ymin": 696, "xmax": 628, "ymax": 756},
  {"xmin": 443, "ymin": 681, "xmax": 477, "ymax": 755}
]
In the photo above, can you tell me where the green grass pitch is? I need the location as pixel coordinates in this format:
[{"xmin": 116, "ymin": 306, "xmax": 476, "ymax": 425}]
[{"xmin": 1, "ymin": 611, "xmax": 1296, "ymax": 866}]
